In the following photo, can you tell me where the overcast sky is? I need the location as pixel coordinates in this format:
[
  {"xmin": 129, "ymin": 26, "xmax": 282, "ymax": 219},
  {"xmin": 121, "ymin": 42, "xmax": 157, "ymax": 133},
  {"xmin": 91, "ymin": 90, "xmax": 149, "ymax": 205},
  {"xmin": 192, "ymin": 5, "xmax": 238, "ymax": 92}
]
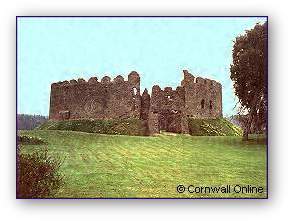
[{"xmin": 17, "ymin": 17, "xmax": 267, "ymax": 117}]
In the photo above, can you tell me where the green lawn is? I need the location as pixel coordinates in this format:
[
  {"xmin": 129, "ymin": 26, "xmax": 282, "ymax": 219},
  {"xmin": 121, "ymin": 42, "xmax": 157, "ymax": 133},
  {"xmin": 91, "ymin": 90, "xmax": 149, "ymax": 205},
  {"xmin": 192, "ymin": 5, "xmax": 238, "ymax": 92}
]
[{"xmin": 18, "ymin": 130, "xmax": 267, "ymax": 198}]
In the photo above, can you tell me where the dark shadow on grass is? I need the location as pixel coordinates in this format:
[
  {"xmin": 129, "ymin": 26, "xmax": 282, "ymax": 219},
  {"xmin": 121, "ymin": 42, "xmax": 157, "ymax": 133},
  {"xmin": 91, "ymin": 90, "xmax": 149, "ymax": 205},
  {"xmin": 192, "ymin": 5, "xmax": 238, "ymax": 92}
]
[{"xmin": 214, "ymin": 135, "xmax": 266, "ymax": 148}]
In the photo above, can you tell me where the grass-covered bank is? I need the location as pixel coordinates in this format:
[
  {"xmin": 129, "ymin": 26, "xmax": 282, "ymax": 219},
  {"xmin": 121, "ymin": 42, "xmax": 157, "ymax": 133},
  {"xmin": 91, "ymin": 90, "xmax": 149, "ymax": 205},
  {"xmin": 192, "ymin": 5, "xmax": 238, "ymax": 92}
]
[
  {"xmin": 38, "ymin": 117, "xmax": 242, "ymax": 137},
  {"xmin": 188, "ymin": 118, "xmax": 243, "ymax": 136},
  {"xmin": 37, "ymin": 118, "xmax": 146, "ymax": 136},
  {"xmin": 19, "ymin": 130, "xmax": 266, "ymax": 198}
]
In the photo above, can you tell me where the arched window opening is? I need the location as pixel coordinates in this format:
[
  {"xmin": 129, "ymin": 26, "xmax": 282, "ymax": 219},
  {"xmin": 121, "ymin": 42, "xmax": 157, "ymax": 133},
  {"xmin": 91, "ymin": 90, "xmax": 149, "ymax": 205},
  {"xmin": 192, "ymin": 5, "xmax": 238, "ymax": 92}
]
[
  {"xmin": 209, "ymin": 100, "xmax": 213, "ymax": 110},
  {"xmin": 201, "ymin": 99, "xmax": 205, "ymax": 109}
]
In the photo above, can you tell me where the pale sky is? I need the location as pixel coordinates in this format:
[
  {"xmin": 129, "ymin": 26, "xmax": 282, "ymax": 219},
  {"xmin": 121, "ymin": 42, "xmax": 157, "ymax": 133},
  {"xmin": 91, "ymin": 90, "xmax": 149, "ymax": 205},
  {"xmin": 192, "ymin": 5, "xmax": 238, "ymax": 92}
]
[{"xmin": 17, "ymin": 16, "xmax": 267, "ymax": 117}]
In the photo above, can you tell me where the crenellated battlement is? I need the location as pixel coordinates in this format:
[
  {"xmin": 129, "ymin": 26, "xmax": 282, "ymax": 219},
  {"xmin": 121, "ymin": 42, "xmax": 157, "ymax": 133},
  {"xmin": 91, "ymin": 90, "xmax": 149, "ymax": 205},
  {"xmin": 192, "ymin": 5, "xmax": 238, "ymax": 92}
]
[
  {"xmin": 182, "ymin": 69, "xmax": 221, "ymax": 88},
  {"xmin": 51, "ymin": 71, "xmax": 140, "ymax": 89}
]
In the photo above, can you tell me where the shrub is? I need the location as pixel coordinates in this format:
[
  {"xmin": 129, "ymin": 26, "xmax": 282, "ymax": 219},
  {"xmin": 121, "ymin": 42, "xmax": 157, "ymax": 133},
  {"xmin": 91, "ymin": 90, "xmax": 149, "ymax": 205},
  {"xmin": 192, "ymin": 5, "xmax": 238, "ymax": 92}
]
[
  {"xmin": 16, "ymin": 146, "xmax": 64, "ymax": 198},
  {"xmin": 17, "ymin": 135, "xmax": 46, "ymax": 145}
]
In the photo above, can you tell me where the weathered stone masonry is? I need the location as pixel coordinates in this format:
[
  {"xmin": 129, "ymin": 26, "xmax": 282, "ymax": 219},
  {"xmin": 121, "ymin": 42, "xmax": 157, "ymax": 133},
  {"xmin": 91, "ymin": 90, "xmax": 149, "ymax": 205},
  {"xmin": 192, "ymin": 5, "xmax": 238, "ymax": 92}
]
[{"xmin": 49, "ymin": 70, "xmax": 222, "ymax": 135}]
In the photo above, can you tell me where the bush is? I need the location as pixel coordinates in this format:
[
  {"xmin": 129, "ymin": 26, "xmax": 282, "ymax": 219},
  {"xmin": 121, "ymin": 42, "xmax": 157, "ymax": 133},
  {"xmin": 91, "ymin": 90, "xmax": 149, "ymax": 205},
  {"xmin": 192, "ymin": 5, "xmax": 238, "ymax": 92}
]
[
  {"xmin": 17, "ymin": 135, "xmax": 46, "ymax": 145},
  {"xmin": 16, "ymin": 146, "xmax": 64, "ymax": 198}
]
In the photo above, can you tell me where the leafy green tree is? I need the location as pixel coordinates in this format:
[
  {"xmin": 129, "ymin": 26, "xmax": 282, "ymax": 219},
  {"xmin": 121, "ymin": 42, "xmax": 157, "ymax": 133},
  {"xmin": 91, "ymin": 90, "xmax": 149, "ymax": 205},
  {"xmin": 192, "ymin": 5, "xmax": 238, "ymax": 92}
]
[{"xmin": 230, "ymin": 22, "xmax": 267, "ymax": 140}]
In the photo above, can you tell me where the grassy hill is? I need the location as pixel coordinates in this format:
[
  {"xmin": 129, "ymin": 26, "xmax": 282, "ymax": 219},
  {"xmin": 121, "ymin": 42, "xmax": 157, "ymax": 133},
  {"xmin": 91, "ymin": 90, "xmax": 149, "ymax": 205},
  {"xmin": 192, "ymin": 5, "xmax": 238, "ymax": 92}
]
[
  {"xmin": 38, "ymin": 117, "xmax": 242, "ymax": 136},
  {"xmin": 18, "ymin": 130, "xmax": 266, "ymax": 198},
  {"xmin": 188, "ymin": 118, "xmax": 243, "ymax": 136},
  {"xmin": 37, "ymin": 118, "xmax": 146, "ymax": 136}
]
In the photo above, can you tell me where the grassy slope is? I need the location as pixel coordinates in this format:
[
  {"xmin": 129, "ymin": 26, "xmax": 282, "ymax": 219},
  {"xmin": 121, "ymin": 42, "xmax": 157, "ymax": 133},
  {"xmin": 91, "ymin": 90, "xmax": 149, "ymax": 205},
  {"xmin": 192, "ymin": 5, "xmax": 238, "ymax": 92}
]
[
  {"xmin": 188, "ymin": 118, "xmax": 243, "ymax": 136},
  {"xmin": 19, "ymin": 130, "xmax": 266, "ymax": 198},
  {"xmin": 37, "ymin": 118, "xmax": 146, "ymax": 136},
  {"xmin": 38, "ymin": 117, "xmax": 242, "ymax": 137}
]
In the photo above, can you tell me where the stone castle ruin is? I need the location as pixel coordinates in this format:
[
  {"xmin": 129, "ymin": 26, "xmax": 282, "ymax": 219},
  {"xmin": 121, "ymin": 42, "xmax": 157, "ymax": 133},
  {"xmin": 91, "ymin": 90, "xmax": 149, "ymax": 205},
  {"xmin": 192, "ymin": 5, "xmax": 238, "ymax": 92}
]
[{"xmin": 49, "ymin": 70, "xmax": 222, "ymax": 135}]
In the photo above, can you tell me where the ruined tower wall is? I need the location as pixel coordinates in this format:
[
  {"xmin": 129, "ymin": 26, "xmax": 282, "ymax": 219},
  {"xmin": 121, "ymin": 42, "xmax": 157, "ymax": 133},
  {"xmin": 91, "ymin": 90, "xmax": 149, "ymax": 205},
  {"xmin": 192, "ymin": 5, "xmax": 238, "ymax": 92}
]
[
  {"xmin": 140, "ymin": 89, "xmax": 150, "ymax": 121},
  {"xmin": 182, "ymin": 70, "xmax": 222, "ymax": 119},
  {"xmin": 49, "ymin": 70, "xmax": 222, "ymax": 135},
  {"xmin": 148, "ymin": 85, "xmax": 186, "ymax": 134},
  {"xmin": 49, "ymin": 72, "xmax": 141, "ymax": 121}
]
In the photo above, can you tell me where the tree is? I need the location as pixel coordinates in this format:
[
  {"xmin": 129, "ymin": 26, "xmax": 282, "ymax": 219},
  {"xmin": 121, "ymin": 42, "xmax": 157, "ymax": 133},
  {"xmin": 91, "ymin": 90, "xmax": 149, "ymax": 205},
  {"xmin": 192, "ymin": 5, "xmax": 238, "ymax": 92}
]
[
  {"xmin": 230, "ymin": 22, "xmax": 267, "ymax": 140},
  {"xmin": 17, "ymin": 114, "xmax": 48, "ymax": 130}
]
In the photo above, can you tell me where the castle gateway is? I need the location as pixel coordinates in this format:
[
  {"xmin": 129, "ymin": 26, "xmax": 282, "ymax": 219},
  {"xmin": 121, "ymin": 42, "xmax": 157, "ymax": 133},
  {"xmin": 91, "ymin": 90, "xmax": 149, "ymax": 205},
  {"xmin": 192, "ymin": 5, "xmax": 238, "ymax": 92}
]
[{"xmin": 49, "ymin": 70, "xmax": 222, "ymax": 135}]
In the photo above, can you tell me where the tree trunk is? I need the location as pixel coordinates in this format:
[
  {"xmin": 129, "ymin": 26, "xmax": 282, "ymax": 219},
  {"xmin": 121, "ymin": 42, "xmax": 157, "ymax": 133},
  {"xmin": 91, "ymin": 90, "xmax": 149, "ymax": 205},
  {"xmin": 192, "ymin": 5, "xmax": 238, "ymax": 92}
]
[
  {"xmin": 242, "ymin": 128, "xmax": 249, "ymax": 141},
  {"xmin": 242, "ymin": 112, "xmax": 255, "ymax": 141}
]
